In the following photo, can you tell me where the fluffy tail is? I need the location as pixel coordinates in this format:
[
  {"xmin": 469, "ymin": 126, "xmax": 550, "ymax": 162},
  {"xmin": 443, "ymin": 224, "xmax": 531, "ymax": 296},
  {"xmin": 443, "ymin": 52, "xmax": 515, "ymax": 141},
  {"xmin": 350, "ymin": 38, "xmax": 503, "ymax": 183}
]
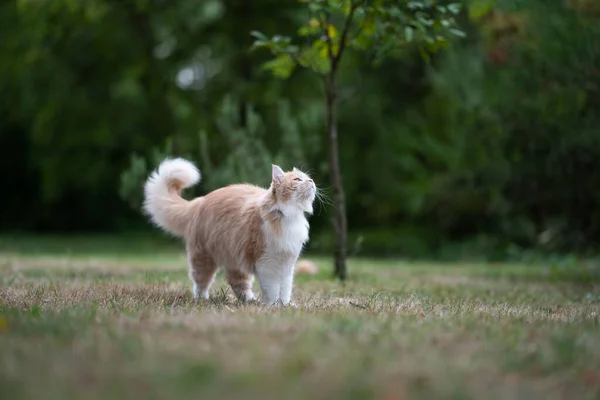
[{"xmin": 143, "ymin": 158, "xmax": 201, "ymax": 237}]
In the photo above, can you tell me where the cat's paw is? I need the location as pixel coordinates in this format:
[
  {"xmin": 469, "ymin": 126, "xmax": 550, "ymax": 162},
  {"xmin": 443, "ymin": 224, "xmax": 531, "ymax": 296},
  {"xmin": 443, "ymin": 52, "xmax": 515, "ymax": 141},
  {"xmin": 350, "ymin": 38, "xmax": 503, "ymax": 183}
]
[
  {"xmin": 239, "ymin": 291, "xmax": 257, "ymax": 302},
  {"xmin": 260, "ymin": 299, "xmax": 281, "ymax": 308},
  {"xmin": 269, "ymin": 300, "xmax": 298, "ymax": 308}
]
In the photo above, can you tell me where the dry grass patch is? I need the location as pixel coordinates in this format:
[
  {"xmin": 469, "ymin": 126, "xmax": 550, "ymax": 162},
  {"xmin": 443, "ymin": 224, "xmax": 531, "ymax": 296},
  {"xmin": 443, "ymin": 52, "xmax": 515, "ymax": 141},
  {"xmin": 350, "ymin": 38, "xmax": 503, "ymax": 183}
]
[{"xmin": 1, "ymin": 244, "xmax": 600, "ymax": 400}]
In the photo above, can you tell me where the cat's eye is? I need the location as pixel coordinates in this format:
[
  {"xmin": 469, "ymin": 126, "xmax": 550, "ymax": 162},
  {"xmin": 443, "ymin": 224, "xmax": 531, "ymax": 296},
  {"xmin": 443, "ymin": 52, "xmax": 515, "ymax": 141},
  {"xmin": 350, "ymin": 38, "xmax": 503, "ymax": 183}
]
[{"xmin": 293, "ymin": 178, "xmax": 302, "ymax": 181}]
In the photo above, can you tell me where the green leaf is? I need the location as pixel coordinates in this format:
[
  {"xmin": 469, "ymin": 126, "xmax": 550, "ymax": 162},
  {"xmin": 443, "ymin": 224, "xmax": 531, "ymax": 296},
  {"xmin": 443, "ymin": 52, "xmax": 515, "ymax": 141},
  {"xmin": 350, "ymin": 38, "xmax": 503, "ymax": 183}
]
[
  {"xmin": 308, "ymin": 2, "xmax": 322, "ymax": 13},
  {"xmin": 352, "ymin": 33, "xmax": 374, "ymax": 50},
  {"xmin": 251, "ymin": 40, "xmax": 269, "ymax": 49},
  {"xmin": 404, "ymin": 26, "xmax": 414, "ymax": 42},
  {"xmin": 298, "ymin": 20, "xmax": 320, "ymax": 37},
  {"xmin": 408, "ymin": 2, "xmax": 425, "ymax": 10},
  {"xmin": 316, "ymin": 39, "xmax": 330, "ymax": 59},
  {"xmin": 272, "ymin": 35, "xmax": 291, "ymax": 44},
  {"xmin": 298, "ymin": 26, "xmax": 310, "ymax": 36},
  {"xmin": 261, "ymin": 54, "xmax": 296, "ymax": 79},
  {"xmin": 389, "ymin": 7, "xmax": 403, "ymax": 18},
  {"xmin": 340, "ymin": 1, "xmax": 351, "ymax": 16},
  {"xmin": 298, "ymin": 46, "xmax": 330, "ymax": 74},
  {"xmin": 447, "ymin": 3, "xmax": 462, "ymax": 15},
  {"xmin": 327, "ymin": 23, "xmax": 338, "ymax": 38},
  {"xmin": 467, "ymin": 0, "xmax": 493, "ymax": 20},
  {"xmin": 360, "ymin": 16, "xmax": 376, "ymax": 35},
  {"xmin": 417, "ymin": 13, "xmax": 434, "ymax": 27},
  {"xmin": 449, "ymin": 28, "xmax": 466, "ymax": 38},
  {"xmin": 250, "ymin": 30, "xmax": 268, "ymax": 41}
]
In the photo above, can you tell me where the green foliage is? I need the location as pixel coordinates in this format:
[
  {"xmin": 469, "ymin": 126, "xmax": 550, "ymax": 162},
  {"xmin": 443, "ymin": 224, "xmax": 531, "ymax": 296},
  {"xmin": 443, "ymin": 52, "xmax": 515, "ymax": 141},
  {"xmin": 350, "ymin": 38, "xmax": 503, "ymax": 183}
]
[
  {"xmin": 199, "ymin": 95, "xmax": 308, "ymax": 190},
  {"xmin": 119, "ymin": 139, "xmax": 175, "ymax": 211},
  {"xmin": 0, "ymin": 0, "xmax": 309, "ymax": 230},
  {"xmin": 4, "ymin": 0, "xmax": 600, "ymax": 260},
  {"xmin": 119, "ymin": 95, "xmax": 318, "ymax": 211},
  {"xmin": 467, "ymin": 0, "xmax": 495, "ymax": 20},
  {"xmin": 251, "ymin": 0, "xmax": 466, "ymax": 77},
  {"xmin": 380, "ymin": 0, "xmax": 600, "ymax": 252}
]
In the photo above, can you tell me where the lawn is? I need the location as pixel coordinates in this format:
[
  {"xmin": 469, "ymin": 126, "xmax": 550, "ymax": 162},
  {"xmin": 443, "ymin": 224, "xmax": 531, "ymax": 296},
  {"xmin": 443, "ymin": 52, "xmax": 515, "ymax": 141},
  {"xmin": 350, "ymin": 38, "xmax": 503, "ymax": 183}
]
[{"xmin": 0, "ymin": 234, "xmax": 599, "ymax": 400}]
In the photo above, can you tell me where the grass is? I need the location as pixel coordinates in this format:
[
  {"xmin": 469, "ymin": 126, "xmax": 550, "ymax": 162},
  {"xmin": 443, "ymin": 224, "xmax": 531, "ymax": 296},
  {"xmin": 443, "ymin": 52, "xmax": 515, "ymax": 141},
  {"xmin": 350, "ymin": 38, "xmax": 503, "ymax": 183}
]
[{"xmin": 1, "ymin": 235, "xmax": 599, "ymax": 400}]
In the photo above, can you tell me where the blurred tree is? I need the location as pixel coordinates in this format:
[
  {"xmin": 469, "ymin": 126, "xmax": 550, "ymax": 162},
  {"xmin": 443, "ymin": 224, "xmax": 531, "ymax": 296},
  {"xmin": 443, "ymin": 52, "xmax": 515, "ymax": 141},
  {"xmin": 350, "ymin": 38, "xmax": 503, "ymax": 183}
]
[
  {"xmin": 0, "ymin": 0, "xmax": 309, "ymax": 231},
  {"xmin": 4, "ymin": 0, "xmax": 600, "ymax": 262},
  {"xmin": 491, "ymin": 0, "xmax": 600, "ymax": 250},
  {"xmin": 251, "ymin": 0, "xmax": 466, "ymax": 280}
]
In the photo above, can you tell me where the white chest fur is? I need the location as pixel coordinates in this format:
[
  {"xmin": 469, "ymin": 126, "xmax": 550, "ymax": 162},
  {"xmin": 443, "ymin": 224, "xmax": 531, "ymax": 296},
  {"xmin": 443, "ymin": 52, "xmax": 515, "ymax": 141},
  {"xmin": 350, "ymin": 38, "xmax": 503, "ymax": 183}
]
[{"xmin": 263, "ymin": 214, "xmax": 309, "ymax": 257}]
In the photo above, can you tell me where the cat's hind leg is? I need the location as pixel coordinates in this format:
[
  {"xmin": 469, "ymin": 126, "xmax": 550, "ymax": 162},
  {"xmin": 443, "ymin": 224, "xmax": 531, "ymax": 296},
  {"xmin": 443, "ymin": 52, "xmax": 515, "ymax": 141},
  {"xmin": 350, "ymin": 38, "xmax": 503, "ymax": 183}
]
[
  {"xmin": 187, "ymin": 248, "xmax": 217, "ymax": 300},
  {"xmin": 225, "ymin": 269, "xmax": 257, "ymax": 302}
]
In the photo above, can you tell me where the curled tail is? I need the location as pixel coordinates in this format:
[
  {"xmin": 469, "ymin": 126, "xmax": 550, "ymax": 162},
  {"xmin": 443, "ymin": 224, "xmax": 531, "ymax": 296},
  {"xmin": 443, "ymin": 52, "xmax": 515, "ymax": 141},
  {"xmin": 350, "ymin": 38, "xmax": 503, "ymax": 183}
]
[{"xmin": 143, "ymin": 158, "xmax": 201, "ymax": 237}]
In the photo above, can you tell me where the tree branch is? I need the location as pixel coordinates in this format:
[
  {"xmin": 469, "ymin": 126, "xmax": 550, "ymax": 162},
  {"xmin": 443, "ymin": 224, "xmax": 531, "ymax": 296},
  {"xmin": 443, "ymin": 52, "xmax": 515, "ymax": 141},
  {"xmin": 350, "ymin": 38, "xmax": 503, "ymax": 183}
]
[
  {"xmin": 333, "ymin": 1, "xmax": 360, "ymax": 70},
  {"xmin": 317, "ymin": 11, "xmax": 335, "ymax": 65}
]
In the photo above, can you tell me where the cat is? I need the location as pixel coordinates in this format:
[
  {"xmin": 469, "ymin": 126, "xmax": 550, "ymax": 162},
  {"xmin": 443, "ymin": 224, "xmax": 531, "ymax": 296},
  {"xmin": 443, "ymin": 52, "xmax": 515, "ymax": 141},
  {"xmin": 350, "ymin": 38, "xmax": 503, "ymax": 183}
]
[{"xmin": 142, "ymin": 158, "xmax": 316, "ymax": 306}]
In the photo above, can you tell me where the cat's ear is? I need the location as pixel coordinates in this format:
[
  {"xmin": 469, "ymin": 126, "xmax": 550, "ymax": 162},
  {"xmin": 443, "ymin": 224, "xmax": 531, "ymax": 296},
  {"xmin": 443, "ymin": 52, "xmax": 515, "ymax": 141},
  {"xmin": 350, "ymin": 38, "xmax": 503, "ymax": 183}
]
[{"xmin": 272, "ymin": 164, "xmax": 285, "ymax": 183}]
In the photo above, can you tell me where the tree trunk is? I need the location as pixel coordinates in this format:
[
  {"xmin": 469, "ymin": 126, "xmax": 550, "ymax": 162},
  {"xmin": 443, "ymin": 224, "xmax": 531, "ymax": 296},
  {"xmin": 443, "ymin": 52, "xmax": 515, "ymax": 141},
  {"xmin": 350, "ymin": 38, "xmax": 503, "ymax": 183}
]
[{"xmin": 326, "ymin": 73, "xmax": 348, "ymax": 281}]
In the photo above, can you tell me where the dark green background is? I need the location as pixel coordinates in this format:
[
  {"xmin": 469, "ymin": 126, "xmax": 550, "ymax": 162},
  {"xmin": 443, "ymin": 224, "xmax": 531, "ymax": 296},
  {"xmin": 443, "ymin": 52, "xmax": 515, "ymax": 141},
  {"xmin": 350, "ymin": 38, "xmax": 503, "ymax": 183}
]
[{"xmin": 2, "ymin": 0, "xmax": 599, "ymax": 259}]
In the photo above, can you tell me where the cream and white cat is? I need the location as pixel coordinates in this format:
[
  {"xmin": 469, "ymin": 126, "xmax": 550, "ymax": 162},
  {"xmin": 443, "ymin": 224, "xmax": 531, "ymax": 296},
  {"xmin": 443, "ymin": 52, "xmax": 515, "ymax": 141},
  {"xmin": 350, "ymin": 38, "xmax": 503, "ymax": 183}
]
[{"xmin": 142, "ymin": 158, "xmax": 316, "ymax": 305}]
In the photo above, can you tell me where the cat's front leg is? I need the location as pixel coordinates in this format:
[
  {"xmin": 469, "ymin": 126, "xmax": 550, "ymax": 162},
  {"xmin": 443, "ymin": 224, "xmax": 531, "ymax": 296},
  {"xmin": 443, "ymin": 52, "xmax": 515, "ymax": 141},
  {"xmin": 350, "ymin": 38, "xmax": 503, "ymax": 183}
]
[
  {"xmin": 279, "ymin": 263, "xmax": 296, "ymax": 306},
  {"xmin": 256, "ymin": 262, "xmax": 281, "ymax": 305}
]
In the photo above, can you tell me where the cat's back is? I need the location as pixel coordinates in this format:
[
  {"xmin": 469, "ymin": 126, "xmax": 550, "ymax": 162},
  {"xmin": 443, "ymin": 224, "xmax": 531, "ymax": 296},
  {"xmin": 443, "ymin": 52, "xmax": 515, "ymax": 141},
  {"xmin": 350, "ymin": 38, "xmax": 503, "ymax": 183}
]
[
  {"xmin": 201, "ymin": 183, "xmax": 266, "ymax": 212},
  {"xmin": 190, "ymin": 183, "xmax": 266, "ymax": 262}
]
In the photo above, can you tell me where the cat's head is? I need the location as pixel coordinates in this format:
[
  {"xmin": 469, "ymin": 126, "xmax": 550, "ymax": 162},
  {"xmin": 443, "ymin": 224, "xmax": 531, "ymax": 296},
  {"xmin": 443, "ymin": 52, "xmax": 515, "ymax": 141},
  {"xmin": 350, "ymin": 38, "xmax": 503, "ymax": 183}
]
[{"xmin": 270, "ymin": 164, "xmax": 316, "ymax": 215}]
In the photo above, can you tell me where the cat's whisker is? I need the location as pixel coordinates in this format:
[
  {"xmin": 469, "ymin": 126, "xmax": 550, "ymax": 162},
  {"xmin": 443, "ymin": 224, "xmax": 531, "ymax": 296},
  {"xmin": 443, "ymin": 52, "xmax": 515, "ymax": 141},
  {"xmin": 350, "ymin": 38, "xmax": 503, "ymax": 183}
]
[
  {"xmin": 314, "ymin": 187, "xmax": 334, "ymax": 211},
  {"xmin": 315, "ymin": 186, "xmax": 332, "ymax": 200},
  {"xmin": 315, "ymin": 191, "xmax": 332, "ymax": 204},
  {"xmin": 315, "ymin": 184, "xmax": 333, "ymax": 194}
]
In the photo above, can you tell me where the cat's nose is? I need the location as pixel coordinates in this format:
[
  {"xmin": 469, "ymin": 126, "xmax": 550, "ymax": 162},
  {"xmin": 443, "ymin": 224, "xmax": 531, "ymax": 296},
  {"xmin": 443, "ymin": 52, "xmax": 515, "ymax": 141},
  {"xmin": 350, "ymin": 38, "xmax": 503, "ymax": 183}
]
[{"xmin": 308, "ymin": 179, "xmax": 313, "ymax": 183}]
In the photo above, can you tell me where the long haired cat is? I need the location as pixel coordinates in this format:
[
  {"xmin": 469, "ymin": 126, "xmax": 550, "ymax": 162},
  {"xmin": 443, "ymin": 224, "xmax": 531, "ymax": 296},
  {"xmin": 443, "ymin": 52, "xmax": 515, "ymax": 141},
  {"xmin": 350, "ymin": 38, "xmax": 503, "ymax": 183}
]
[{"xmin": 143, "ymin": 158, "xmax": 316, "ymax": 305}]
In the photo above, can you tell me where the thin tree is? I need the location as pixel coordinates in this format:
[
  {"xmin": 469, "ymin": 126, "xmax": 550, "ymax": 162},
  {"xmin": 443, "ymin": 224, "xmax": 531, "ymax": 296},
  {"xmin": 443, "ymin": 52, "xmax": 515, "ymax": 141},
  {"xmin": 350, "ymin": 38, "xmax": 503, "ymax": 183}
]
[{"xmin": 251, "ymin": 0, "xmax": 465, "ymax": 280}]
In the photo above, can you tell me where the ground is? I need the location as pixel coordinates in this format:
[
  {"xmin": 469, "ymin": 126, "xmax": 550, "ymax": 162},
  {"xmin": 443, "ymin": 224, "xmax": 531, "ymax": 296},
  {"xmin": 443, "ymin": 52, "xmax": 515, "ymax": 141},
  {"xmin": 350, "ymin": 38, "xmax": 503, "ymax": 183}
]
[{"xmin": 0, "ymin": 235, "xmax": 599, "ymax": 400}]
